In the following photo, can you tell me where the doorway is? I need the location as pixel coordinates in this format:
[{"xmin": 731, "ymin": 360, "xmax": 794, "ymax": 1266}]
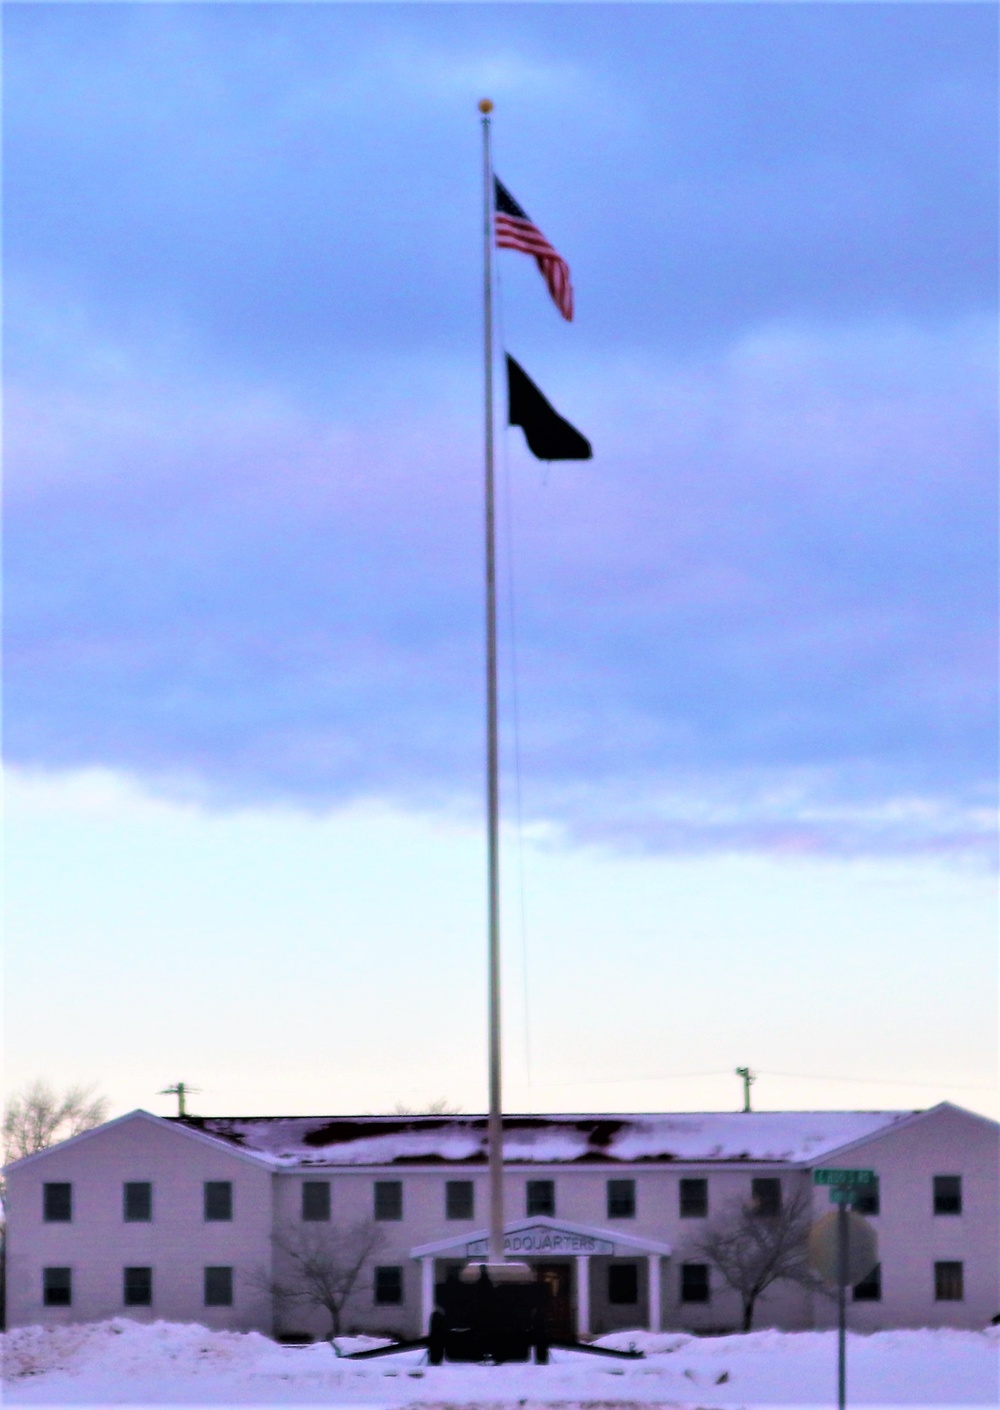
[{"xmin": 535, "ymin": 1262, "xmax": 574, "ymax": 1339}]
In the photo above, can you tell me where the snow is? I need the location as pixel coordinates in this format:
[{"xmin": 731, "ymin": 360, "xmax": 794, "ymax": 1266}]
[
  {"xmin": 173, "ymin": 1110, "xmax": 922, "ymax": 1169},
  {"xmin": 3, "ymin": 1319, "xmax": 997, "ymax": 1408}
]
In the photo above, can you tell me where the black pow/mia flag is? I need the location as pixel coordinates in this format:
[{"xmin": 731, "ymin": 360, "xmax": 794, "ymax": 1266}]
[{"xmin": 506, "ymin": 354, "xmax": 592, "ymax": 462}]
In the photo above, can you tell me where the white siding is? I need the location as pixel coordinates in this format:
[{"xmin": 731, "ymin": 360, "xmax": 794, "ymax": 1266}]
[
  {"xmin": 6, "ymin": 1114, "xmax": 274, "ymax": 1333},
  {"xmin": 6, "ymin": 1103, "xmax": 996, "ymax": 1338},
  {"xmin": 808, "ymin": 1105, "xmax": 1000, "ymax": 1331}
]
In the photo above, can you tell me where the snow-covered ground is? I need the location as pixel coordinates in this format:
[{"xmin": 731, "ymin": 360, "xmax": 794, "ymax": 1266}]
[{"xmin": 2, "ymin": 1319, "xmax": 997, "ymax": 1409}]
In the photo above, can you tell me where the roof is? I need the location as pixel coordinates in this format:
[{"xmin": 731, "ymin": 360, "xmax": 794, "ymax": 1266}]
[
  {"xmin": 3, "ymin": 1109, "xmax": 276, "ymax": 1174},
  {"xmin": 171, "ymin": 1109, "xmax": 923, "ymax": 1168}
]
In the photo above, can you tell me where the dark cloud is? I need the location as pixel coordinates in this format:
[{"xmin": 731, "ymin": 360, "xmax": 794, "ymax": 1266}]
[
  {"xmin": 4, "ymin": 5, "xmax": 997, "ymax": 860},
  {"xmin": 4, "ymin": 5, "xmax": 995, "ymax": 376}
]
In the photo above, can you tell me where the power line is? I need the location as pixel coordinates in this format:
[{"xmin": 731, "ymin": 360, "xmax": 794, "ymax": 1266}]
[
  {"xmin": 530, "ymin": 1069, "xmax": 996, "ymax": 1094},
  {"xmin": 762, "ymin": 1070, "xmax": 996, "ymax": 1094},
  {"xmin": 537, "ymin": 1070, "xmax": 731, "ymax": 1087}
]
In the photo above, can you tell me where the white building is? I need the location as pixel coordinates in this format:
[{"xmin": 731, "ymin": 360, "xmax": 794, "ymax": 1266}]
[{"xmin": 5, "ymin": 1102, "xmax": 997, "ymax": 1338}]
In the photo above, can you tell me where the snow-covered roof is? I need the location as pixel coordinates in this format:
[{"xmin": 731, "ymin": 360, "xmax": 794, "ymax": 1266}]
[{"xmin": 172, "ymin": 1109, "xmax": 921, "ymax": 1169}]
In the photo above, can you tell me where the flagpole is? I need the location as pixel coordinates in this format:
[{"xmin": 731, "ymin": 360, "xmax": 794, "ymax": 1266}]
[{"xmin": 478, "ymin": 97, "xmax": 505, "ymax": 1271}]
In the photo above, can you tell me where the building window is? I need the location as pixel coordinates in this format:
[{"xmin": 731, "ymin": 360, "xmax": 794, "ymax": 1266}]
[
  {"xmin": 302, "ymin": 1182, "xmax": 330, "ymax": 1221},
  {"xmin": 607, "ymin": 1179, "xmax": 635, "ymax": 1219},
  {"xmin": 374, "ymin": 1266, "xmax": 404, "ymax": 1305},
  {"xmin": 934, "ymin": 1261, "xmax": 964, "ymax": 1301},
  {"xmin": 446, "ymin": 1180, "xmax": 474, "ymax": 1220},
  {"xmin": 933, "ymin": 1175, "xmax": 962, "ymax": 1216},
  {"xmin": 680, "ymin": 1262, "xmax": 710, "ymax": 1303},
  {"xmin": 204, "ymin": 1182, "xmax": 233, "ymax": 1221},
  {"xmin": 751, "ymin": 1178, "xmax": 782, "ymax": 1217},
  {"xmin": 607, "ymin": 1263, "xmax": 638, "ymax": 1304},
  {"xmin": 124, "ymin": 1266, "xmax": 152, "ymax": 1307},
  {"xmin": 204, "ymin": 1266, "xmax": 233, "ymax": 1307},
  {"xmin": 526, "ymin": 1180, "xmax": 555, "ymax": 1217},
  {"xmin": 374, "ymin": 1181, "xmax": 402, "ymax": 1221},
  {"xmin": 853, "ymin": 1263, "xmax": 881, "ymax": 1302},
  {"xmin": 124, "ymin": 1182, "xmax": 152, "ymax": 1222},
  {"xmin": 43, "ymin": 1183, "xmax": 72, "ymax": 1222},
  {"xmin": 853, "ymin": 1178, "xmax": 880, "ymax": 1217},
  {"xmin": 679, "ymin": 1178, "xmax": 708, "ymax": 1219},
  {"xmin": 43, "ymin": 1267, "xmax": 72, "ymax": 1307}
]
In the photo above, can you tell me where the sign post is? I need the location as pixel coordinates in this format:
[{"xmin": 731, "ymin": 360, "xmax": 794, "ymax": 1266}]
[
  {"xmin": 810, "ymin": 1170, "xmax": 878, "ymax": 1410},
  {"xmin": 836, "ymin": 1199, "xmax": 848, "ymax": 1407}
]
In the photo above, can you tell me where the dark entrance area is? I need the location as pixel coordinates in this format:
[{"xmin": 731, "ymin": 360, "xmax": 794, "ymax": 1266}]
[{"xmin": 535, "ymin": 1262, "xmax": 573, "ymax": 1339}]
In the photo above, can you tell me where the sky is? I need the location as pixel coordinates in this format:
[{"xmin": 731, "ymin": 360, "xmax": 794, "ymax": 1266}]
[{"xmin": 4, "ymin": 2, "xmax": 997, "ymax": 1125}]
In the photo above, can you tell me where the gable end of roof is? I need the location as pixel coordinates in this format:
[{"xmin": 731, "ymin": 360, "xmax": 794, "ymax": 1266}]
[
  {"xmin": 798, "ymin": 1102, "xmax": 998, "ymax": 1165},
  {"xmin": 2, "ymin": 1109, "xmax": 276, "ymax": 1174}
]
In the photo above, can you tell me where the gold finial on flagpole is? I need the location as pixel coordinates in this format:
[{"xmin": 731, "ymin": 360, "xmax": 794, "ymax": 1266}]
[{"xmin": 478, "ymin": 98, "xmax": 494, "ymax": 114}]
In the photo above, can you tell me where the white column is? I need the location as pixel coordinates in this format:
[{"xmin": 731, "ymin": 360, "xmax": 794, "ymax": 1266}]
[
  {"xmin": 420, "ymin": 1257, "xmax": 435, "ymax": 1334},
  {"xmin": 576, "ymin": 1255, "xmax": 591, "ymax": 1339},
  {"xmin": 647, "ymin": 1255, "xmax": 661, "ymax": 1332}
]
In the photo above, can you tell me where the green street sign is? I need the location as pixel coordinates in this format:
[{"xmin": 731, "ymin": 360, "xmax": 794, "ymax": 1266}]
[{"xmin": 814, "ymin": 1168, "xmax": 875, "ymax": 1186}]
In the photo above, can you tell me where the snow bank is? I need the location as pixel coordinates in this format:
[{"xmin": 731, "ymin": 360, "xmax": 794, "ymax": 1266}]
[
  {"xmin": 3, "ymin": 1318, "xmax": 997, "ymax": 1406},
  {"xmin": 2, "ymin": 1319, "xmax": 277, "ymax": 1382}
]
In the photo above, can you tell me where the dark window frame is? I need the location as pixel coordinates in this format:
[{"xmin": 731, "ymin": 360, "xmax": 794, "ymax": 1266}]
[
  {"xmin": 43, "ymin": 1266, "xmax": 72, "ymax": 1307},
  {"xmin": 374, "ymin": 1180, "xmax": 403, "ymax": 1221},
  {"xmin": 374, "ymin": 1265, "xmax": 404, "ymax": 1305},
  {"xmin": 680, "ymin": 1262, "xmax": 710, "ymax": 1304},
  {"xmin": 852, "ymin": 1178, "xmax": 880, "ymax": 1217},
  {"xmin": 204, "ymin": 1181, "xmax": 233, "ymax": 1222},
  {"xmin": 934, "ymin": 1261, "xmax": 964, "ymax": 1301},
  {"xmin": 526, "ymin": 1179, "xmax": 555, "ymax": 1217},
  {"xmin": 606, "ymin": 1178, "xmax": 636, "ymax": 1219},
  {"xmin": 607, "ymin": 1262, "xmax": 639, "ymax": 1305},
  {"xmin": 933, "ymin": 1175, "xmax": 962, "ymax": 1216},
  {"xmin": 43, "ymin": 1183, "xmax": 72, "ymax": 1223},
  {"xmin": 679, "ymin": 1177, "xmax": 708, "ymax": 1219},
  {"xmin": 853, "ymin": 1263, "xmax": 881, "ymax": 1302},
  {"xmin": 445, "ymin": 1180, "xmax": 475, "ymax": 1221},
  {"xmin": 124, "ymin": 1266, "xmax": 153, "ymax": 1306},
  {"xmin": 124, "ymin": 1182, "xmax": 153, "ymax": 1222},
  {"xmin": 204, "ymin": 1266, "xmax": 234, "ymax": 1307},
  {"xmin": 301, "ymin": 1181, "xmax": 331, "ymax": 1221},
  {"xmin": 751, "ymin": 1177, "xmax": 783, "ymax": 1217}
]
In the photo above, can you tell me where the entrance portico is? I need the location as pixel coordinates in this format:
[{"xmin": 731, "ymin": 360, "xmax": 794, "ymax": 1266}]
[{"xmin": 411, "ymin": 1215, "xmax": 672, "ymax": 1338}]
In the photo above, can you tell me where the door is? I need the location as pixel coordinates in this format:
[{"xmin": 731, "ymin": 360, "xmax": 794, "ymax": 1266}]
[{"xmin": 535, "ymin": 1262, "xmax": 574, "ymax": 1340}]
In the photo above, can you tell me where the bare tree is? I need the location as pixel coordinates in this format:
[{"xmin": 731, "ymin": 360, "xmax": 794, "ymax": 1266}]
[
  {"xmin": 691, "ymin": 1188, "xmax": 822, "ymax": 1332},
  {"xmin": 1, "ymin": 1080, "xmax": 107, "ymax": 1331},
  {"xmin": 3, "ymin": 1080, "xmax": 109, "ymax": 1163},
  {"xmin": 266, "ymin": 1220, "xmax": 385, "ymax": 1341}
]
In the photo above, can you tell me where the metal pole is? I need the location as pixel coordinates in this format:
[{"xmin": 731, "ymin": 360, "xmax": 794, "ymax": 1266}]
[
  {"xmin": 736, "ymin": 1067, "xmax": 754, "ymax": 1112},
  {"xmin": 837, "ymin": 1201, "xmax": 848, "ymax": 1410},
  {"xmin": 479, "ymin": 98, "xmax": 504, "ymax": 1268}
]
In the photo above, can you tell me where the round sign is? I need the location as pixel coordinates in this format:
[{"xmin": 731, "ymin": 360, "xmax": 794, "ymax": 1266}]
[{"xmin": 808, "ymin": 1210, "xmax": 879, "ymax": 1287}]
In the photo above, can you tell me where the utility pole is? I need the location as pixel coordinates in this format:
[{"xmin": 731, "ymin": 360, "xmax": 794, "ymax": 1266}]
[
  {"xmin": 736, "ymin": 1067, "xmax": 755, "ymax": 1113},
  {"xmin": 160, "ymin": 1082, "xmax": 199, "ymax": 1117}
]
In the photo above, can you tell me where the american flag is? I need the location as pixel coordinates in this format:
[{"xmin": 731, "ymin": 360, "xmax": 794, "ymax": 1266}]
[{"xmin": 494, "ymin": 177, "xmax": 574, "ymax": 322}]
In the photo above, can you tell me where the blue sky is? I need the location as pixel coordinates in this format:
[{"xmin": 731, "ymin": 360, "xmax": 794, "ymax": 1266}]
[{"xmin": 4, "ymin": 3, "xmax": 997, "ymax": 1121}]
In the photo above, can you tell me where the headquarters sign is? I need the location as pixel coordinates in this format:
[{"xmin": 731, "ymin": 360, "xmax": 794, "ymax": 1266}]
[{"xmin": 466, "ymin": 1225, "xmax": 614, "ymax": 1257}]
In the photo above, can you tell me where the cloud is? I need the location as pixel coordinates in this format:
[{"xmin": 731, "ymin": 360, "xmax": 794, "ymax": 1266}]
[
  {"xmin": 4, "ymin": 4, "xmax": 995, "ymax": 861},
  {"xmin": 4, "ymin": 3, "xmax": 994, "ymax": 382},
  {"xmin": 6, "ymin": 299, "xmax": 995, "ymax": 861}
]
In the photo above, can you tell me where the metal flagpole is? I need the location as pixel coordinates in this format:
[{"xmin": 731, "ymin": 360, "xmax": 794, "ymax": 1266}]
[{"xmin": 479, "ymin": 96, "xmax": 505, "ymax": 1270}]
